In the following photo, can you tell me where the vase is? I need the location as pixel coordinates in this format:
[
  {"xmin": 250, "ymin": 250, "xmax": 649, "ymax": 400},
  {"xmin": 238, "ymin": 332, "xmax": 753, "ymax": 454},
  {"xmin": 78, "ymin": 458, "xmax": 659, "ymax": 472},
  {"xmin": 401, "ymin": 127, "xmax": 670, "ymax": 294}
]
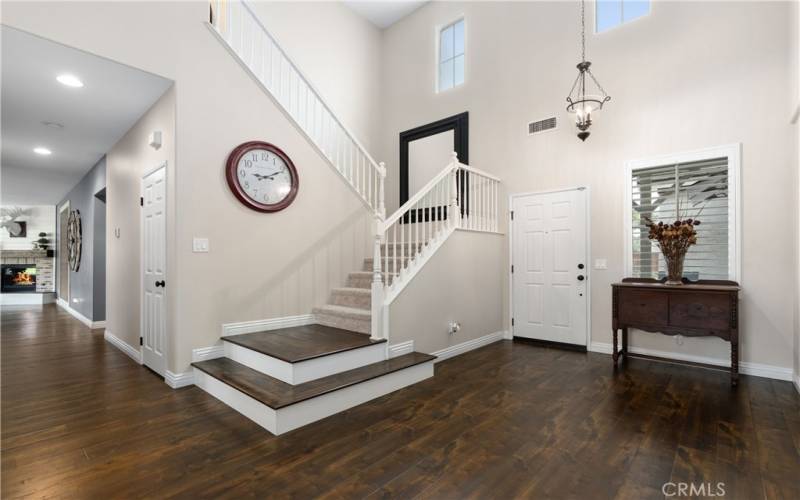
[{"xmin": 663, "ymin": 249, "xmax": 687, "ymax": 285}]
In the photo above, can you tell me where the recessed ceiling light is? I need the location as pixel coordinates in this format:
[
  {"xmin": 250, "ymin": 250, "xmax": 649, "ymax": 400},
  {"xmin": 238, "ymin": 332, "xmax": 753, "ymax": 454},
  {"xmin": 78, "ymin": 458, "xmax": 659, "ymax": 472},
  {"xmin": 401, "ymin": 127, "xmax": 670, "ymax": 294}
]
[
  {"xmin": 56, "ymin": 74, "xmax": 83, "ymax": 88},
  {"xmin": 33, "ymin": 147, "xmax": 52, "ymax": 156},
  {"xmin": 42, "ymin": 121, "xmax": 64, "ymax": 129}
]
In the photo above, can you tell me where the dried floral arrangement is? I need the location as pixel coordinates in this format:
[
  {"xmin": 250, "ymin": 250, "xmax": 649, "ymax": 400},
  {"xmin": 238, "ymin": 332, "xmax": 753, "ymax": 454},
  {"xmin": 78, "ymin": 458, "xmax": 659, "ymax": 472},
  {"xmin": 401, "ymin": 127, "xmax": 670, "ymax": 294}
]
[{"xmin": 643, "ymin": 215, "xmax": 701, "ymax": 284}]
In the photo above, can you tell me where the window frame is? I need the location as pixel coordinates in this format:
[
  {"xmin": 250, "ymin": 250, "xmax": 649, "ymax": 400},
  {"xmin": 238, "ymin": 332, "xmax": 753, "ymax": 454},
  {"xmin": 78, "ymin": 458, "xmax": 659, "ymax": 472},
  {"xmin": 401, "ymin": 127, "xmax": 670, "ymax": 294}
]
[
  {"xmin": 435, "ymin": 16, "xmax": 466, "ymax": 93},
  {"xmin": 594, "ymin": 0, "xmax": 652, "ymax": 34},
  {"xmin": 623, "ymin": 144, "xmax": 742, "ymax": 282}
]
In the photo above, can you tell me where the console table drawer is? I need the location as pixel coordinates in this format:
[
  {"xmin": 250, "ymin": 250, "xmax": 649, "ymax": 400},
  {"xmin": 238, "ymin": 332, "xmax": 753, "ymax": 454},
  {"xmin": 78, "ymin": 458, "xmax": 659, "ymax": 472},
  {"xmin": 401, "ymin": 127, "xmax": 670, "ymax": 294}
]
[
  {"xmin": 618, "ymin": 289, "xmax": 668, "ymax": 326},
  {"xmin": 669, "ymin": 293, "xmax": 732, "ymax": 331}
]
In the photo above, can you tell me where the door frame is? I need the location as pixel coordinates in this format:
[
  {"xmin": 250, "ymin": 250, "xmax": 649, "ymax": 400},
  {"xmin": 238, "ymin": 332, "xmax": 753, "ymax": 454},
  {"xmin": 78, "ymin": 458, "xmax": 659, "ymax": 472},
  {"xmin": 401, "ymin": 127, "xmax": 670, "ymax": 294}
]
[
  {"xmin": 141, "ymin": 161, "xmax": 168, "ymax": 375},
  {"xmin": 57, "ymin": 200, "xmax": 71, "ymax": 305},
  {"xmin": 508, "ymin": 186, "xmax": 592, "ymax": 348},
  {"xmin": 399, "ymin": 112, "xmax": 469, "ymax": 222}
]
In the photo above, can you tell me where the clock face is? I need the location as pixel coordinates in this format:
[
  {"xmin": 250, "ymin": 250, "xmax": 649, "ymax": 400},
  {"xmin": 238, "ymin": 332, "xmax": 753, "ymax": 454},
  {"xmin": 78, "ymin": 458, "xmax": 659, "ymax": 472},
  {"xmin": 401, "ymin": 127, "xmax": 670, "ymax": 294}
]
[{"xmin": 226, "ymin": 141, "xmax": 299, "ymax": 212}]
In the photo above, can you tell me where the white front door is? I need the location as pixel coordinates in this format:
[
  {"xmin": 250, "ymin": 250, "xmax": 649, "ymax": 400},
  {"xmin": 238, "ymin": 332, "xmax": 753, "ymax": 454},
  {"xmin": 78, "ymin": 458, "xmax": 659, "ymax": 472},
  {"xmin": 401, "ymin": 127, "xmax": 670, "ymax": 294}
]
[
  {"xmin": 512, "ymin": 188, "xmax": 588, "ymax": 346},
  {"xmin": 142, "ymin": 165, "xmax": 167, "ymax": 376}
]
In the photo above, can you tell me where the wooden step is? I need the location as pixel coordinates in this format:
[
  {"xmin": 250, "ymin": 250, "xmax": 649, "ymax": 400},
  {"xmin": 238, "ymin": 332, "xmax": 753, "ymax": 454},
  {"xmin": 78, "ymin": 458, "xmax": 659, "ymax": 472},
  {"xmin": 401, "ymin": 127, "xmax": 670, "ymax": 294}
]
[
  {"xmin": 192, "ymin": 353, "xmax": 436, "ymax": 434},
  {"xmin": 222, "ymin": 324, "xmax": 382, "ymax": 363},
  {"xmin": 192, "ymin": 353, "xmax": 435, "ymax": 410},
  {"xmin": 221, "ymin": 324, "xmax": 386, "ymax": 384},
  {"xmin": 363, "ymin": 256, "xmax": 413, "ymax": 272}
]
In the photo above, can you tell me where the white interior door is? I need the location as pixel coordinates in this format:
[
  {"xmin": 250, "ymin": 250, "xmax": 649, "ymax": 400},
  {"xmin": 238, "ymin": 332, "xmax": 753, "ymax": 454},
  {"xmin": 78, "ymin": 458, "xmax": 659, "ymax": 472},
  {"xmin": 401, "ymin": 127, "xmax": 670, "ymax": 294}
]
[
  {"xmin": 512, "ymin": 188, "xmax": 588, "ymax": 346},
  {"xmin": 142, "ymin": 165, "xmax": 167, "ymax": 376}
]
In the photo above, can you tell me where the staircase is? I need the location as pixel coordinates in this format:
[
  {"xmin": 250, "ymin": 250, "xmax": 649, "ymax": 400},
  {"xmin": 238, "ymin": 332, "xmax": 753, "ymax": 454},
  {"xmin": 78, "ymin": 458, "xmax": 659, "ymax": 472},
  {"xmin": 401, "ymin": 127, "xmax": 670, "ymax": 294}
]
[{"xmin": 199, "ymin": 0, "xmax": 501, "ymax": 435}]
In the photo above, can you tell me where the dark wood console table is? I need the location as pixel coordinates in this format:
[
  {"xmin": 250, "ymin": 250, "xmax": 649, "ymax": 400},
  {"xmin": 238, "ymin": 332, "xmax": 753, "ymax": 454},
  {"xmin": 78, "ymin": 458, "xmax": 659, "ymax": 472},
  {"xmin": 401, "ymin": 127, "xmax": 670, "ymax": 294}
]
[{"xmin": 611, "ymin": 278, "xmax": 741, "ymax": 385}]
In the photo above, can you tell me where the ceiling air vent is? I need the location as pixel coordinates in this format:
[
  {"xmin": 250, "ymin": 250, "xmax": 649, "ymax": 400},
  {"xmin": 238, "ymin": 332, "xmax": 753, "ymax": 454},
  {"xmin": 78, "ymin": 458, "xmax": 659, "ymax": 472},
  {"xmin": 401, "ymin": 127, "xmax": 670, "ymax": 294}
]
[{"xmin": 528, "ymin": 117, "xmax": 557, "ymax": 135}]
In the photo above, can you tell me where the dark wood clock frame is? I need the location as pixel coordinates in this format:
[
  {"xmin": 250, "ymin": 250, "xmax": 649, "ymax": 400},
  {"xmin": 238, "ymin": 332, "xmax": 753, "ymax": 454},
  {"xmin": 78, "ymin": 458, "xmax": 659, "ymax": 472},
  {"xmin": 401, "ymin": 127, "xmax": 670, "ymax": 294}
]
[{"xmin": 225, "ymin": 141, "xmax": 299, "ymax": 212}]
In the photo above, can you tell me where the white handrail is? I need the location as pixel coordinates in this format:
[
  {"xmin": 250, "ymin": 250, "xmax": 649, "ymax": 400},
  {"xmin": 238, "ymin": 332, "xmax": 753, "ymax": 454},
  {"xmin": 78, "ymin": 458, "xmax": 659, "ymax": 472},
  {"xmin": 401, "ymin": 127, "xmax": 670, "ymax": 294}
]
[
  {"xmin": 459, "ymin": 164, "xmax": 501, "ymax": 182},
  {"xmin": 209, "ymin": 0, "xmax": 385, "ymax": 217},
  {"xmin": 382, "ymin": 164, "xmax": 454, "ymax": 229}
]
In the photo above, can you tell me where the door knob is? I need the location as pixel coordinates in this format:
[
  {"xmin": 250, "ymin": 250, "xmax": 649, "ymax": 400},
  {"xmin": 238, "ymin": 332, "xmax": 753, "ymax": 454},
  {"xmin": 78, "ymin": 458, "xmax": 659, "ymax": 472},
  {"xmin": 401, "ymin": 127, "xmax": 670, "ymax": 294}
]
[
  {"xmin": 577, "ymin": 263, "xmax": 584, "ymax": 269},
  {"xmin": 577, "ymin": 275, "xmax": 585, "ymax": 281},
  {"xmin": 155, "ymin": 280, "xmax": 165, "ymax": 287}
]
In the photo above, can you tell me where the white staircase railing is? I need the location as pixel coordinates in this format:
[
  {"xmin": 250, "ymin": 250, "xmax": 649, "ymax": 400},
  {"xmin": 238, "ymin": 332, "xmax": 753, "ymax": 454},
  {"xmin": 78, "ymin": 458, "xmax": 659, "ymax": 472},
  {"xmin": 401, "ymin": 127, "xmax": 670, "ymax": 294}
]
[
  {"xmin": 208, "ymin": 0, "xmax": 386, "ymax": 217},
  {"xmin": 370, "ymin": 153, "xmax": 501, "ymax": 339}
]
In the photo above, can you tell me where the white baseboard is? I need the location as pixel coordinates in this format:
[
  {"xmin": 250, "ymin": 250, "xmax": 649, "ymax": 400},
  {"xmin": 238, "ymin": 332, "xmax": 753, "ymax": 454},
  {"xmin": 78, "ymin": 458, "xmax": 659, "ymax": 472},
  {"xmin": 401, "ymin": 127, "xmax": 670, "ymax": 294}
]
[
  {"xmin": 104, "ymin": 330, "xmax": 142, "ymax": 364},
  {"xmin": 794, "ymin": 373, "xmax": 800, "ymax": 395},
  {"xmin": 56, "ymin": 298, "xmax": 105, "ymax": 329},
  {"xmin": 193, "ymin": 344, "xmax": 225, "ymax": 362},
  {"xmin": 589, "ymin": 342, "xmax": 793, "ymax": 382},
  {"xmin": 431, "ymin": 331, "xmax": 506, "ymax": 363},
  {"xmin": 166, "ymin": 370, "xmax": 194, "ymax": 388},
  {"xmin": 388, "ymin": 340, "xmax": 414, "ymax": 358},
  {"xmin": 222, "ymin": 313, "xmax": 316, "ymax": 336},
  {"xmin": 1, "ymin": 292, "xmax": 55, "ymax": 305}
]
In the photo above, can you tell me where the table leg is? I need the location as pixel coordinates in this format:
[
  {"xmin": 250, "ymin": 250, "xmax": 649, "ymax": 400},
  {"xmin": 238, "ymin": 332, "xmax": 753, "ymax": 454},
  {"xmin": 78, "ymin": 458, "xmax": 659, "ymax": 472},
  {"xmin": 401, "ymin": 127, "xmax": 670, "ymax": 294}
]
[
  {"xmin": 731, "ymin": 331, "xmax": 739, "ymax": 387},
  {"xmin": 622, "ymin": 328, "xmax": 629, "ymax": 356},
  {"xmin": 612, "ymin": 328, "xmax": 619, "ymax": 364}
]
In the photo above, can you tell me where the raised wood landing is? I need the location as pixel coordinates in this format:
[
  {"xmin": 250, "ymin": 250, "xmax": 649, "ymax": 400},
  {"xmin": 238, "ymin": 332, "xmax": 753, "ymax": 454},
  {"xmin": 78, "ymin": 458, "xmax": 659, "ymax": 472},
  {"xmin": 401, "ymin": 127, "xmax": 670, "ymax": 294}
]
[
  {"xmin": 192, "ymin": 353, "xmax": 434, "ymax": 409},
  {"xmin": 3, "ymin": 305, "xmax": 799, "ymax": 498},
  {"xmin": 222, "ymin": 324, "xmax": 385, "ymax": 363}
]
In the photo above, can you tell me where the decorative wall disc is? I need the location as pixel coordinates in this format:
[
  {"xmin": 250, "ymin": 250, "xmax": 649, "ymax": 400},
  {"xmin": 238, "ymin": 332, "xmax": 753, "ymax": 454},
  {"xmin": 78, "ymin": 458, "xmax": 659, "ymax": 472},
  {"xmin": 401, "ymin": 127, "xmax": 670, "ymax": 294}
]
[{"xmin": 67, "ymin": 209, "xmax": 82, "ymax": 272}]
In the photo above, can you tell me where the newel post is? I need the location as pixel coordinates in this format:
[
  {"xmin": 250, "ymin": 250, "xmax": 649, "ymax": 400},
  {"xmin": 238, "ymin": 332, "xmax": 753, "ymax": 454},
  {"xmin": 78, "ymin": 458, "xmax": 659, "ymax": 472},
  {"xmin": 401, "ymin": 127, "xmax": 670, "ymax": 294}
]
[
  {"xmin": 450, "ymin": 152, "xmax": 460, "ymax": 229},
  {"xmin": 370, "ymin": 216, "xmax": 384, "ymax": 341}
]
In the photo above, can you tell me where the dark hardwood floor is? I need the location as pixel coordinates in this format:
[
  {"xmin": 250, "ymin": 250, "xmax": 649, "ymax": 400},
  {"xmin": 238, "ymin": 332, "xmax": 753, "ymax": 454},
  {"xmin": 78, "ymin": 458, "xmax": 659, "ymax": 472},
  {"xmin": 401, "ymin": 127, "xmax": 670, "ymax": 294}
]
[{"xmin": 2, "ymin": 304, "xmax": 798, "ymax": 499}]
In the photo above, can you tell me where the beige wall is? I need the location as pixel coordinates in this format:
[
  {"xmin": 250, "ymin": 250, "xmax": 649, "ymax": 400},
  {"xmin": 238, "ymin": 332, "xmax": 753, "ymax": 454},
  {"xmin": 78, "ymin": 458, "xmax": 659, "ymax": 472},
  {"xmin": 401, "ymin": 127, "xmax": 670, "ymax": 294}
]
[
  {"xmin": 389, "ymin": 230, "xmax": 504, "ymax": 353},
  {"xmin": 381, "ymin": 1, "xmax": 798, "ymax": 371},
  {"xmin": 3, "ymin": 1, "xmax": 379, "ymax": 373},
  {"xmin": 106, "ymin": 87, "xmax": 176, "ymax": 353},
  {"xmin": 792, "ymin": 0, "xmax": 800, "ymax": 384}
]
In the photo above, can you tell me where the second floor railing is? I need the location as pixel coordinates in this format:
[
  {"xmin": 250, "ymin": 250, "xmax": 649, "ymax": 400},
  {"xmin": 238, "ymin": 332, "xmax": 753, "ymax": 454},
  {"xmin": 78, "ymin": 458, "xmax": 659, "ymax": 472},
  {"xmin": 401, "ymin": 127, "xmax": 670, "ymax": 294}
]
[{"xmin": 209, "ymin": 0, "xmax": 386, "ymax": 217}]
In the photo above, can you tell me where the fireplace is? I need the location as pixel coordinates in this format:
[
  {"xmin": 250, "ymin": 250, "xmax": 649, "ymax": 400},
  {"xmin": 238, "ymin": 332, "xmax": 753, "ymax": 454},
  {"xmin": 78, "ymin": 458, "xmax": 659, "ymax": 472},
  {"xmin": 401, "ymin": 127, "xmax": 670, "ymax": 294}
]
[{"xmin": 2, "ymin": 264, "xmax": 37, "ymax": 293}]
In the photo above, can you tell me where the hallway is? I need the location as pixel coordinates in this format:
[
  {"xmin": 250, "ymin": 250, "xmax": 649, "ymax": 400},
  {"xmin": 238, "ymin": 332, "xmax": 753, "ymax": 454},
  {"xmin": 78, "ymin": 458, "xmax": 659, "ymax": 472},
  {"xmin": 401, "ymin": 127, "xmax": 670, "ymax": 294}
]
[{"xmin": 2, "ymin": 305, "xmax": 799, "ymax": 498}]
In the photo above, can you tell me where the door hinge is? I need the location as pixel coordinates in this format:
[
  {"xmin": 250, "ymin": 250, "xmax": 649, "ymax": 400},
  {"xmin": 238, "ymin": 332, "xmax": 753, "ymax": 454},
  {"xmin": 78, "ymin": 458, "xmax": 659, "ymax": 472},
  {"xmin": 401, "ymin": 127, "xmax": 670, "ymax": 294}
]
[
  {"xmin": 511, "ymin": 318, "xmax": 515, "ymax": 326},
  {"xmin": 140, "ymin": 197, "xmax": 143, "ymax": 206},
  {"xmin": 511, "ymin": 265, "xmax": 514, "ymax": 273},
  {"xmin": 139, "ymin": 337, "xmax": 143, "ymax": 346},
  {"xmin": 510, "ymin": 210, "xmax": 514, "ymax": 220}
]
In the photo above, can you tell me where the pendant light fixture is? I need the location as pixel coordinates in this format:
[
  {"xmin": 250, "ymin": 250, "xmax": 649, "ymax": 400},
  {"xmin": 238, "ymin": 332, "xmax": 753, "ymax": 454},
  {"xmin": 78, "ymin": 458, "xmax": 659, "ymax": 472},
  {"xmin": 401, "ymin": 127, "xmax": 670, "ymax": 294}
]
[{"xmin": 566, "ymin": 0, "xmax": 611, "ymax": 141}]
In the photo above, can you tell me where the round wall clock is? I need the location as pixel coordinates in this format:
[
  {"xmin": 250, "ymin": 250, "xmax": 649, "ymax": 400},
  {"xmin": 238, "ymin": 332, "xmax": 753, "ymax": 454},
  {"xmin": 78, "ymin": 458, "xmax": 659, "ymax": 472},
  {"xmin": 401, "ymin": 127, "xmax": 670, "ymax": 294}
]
[
  {"xmin": 67, "ymin": 209, "xmax": 82, "ymax": 272},
  {"xmin": 225, "ymin": 141, "xmax": 299, "ymax": 212}
]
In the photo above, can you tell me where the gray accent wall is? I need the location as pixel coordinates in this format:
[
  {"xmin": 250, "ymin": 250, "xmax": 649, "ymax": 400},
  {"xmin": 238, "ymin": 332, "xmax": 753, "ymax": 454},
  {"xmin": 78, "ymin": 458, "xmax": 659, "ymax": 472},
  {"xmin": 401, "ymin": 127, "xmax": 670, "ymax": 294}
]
[{"xmin": 57, "ymin": 157, "xmax": 106, "ymax": 321}]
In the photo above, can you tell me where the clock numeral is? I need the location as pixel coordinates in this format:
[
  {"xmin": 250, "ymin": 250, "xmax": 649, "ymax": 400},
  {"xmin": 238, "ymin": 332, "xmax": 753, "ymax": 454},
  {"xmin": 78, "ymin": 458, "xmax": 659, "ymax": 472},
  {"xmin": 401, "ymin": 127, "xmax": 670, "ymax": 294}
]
[
  {"xmin": 251, "ymin": 153, "xmax": 258, "ymax": 161},
  {"xmin": 261, "ymin": 152, "xmax": 269, "ymax": 161},
  {"xmin": 244, "ymin": 181, "xmax": 250, "ymax": 188},
  {"xmin": 263, "ymin": 194, "xmax": 270, "ymax": 202},
  {"xmin": 244, "ymin": 160, "xmax": 253, "ymax": 168},
  {"xmin": 239, "ymin": 169, "xmax": 245, "ymax": 177}
]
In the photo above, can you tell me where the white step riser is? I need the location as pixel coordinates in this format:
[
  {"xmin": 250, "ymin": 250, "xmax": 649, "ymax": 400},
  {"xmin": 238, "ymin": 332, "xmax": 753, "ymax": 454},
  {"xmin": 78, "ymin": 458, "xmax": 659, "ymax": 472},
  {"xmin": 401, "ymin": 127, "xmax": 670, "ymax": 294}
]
[
  {"xmin": 315, "ymin": 312, "xmax": 371, "ymax": 334},
  {"xmin": 330, "ymin": 290, "xmax": 371, "ymax": 309},
  {"xmin": 193, "ymin": 361, "xmax": 434, "ymax": 435},
  {"xmin": 223, "ymin": 341, "xmax": 385, "ymax": 385}
]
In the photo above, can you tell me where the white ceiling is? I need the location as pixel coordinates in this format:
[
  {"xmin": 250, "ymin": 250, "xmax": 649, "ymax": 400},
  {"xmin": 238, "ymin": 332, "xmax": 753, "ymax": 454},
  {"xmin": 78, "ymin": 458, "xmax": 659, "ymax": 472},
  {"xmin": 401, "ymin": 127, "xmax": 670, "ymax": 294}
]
[
  {"xmin": 1, "ymin": 26, "xmax": 172, "ymax": 205},
  {"xmin": 343, "ymin": 1, "xmax": 428, "ymax": 29}
]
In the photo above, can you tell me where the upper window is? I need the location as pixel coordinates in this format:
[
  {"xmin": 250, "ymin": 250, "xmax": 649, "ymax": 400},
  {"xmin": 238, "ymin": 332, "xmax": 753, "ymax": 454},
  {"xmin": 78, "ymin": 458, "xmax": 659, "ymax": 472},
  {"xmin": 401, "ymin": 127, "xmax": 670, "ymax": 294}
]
[
  {"xmin": 626, "ymin": 145, "xmax": 740, "ymax": 282},
  {"xmin": 596, "ymin": 0, "xmax": 650, "ymax": 32},
  {"xmin": 438, "ymin": 19, "xmax": 464, "ymax": 92}
]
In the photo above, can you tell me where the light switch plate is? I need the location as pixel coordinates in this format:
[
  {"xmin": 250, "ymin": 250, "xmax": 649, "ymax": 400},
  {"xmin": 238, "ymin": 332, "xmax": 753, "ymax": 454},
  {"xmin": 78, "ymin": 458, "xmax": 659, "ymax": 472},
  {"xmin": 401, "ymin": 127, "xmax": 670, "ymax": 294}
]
[
  {"xmin": 594, "ymin": 259, "xmax": 608, "ymax": 270},
  {"xmin": 193, "ymin": 237, "xmax": 209, "ymax": 253}
]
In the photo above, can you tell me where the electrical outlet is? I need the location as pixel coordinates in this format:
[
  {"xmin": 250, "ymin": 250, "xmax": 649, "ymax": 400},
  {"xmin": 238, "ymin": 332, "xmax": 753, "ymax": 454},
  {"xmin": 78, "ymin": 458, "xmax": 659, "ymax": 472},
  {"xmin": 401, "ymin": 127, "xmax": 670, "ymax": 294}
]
[
  {"xmin": 594, "ymin": 259, "xmax": 608, "ymax": 270},
  {"xmin": 448, "ymin": 321, "xmax": 461, "ymax": 335},
  {"xmin": 192, "ymin": 238, "xmax": 209, "ymax": 253}
]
